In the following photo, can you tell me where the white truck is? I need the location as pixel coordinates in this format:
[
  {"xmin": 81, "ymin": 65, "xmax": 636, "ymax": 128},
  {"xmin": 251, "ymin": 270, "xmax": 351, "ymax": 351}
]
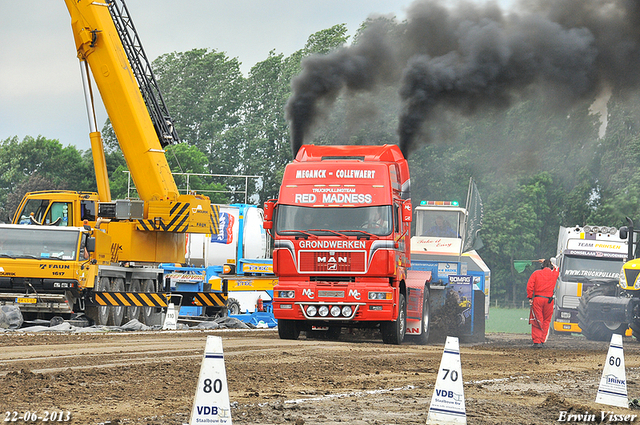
[
  {"xmin": 180, "ymin": 204, "xmax": 276, "ymax": 326},
  {"xmin": 553, "ymin": 225, "xmax": 628, "ymax": 336},
  {"xmin": 410, "ymin": 198, "xmax": 490, "ymax": 342}
]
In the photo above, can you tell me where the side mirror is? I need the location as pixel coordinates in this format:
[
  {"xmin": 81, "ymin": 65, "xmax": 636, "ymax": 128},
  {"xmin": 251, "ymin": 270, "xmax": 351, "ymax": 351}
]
[
  {"xmin": 263, "ymin": 200, "xmax": 276, "ymax": 230},
  {"xmin": 86, "ymin": 237, "xmax": 96, "ymax": 253},
  {"xmin": 620, "ymin": 226, "xmax": 628, "ymax": 240},
  {"xmin": 402, "ymin": 199, "xmax": 412, "ymax": 223}
]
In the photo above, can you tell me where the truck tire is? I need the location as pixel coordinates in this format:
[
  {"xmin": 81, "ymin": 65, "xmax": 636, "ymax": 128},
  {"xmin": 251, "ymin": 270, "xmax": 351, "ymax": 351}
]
[
  {"xmin": 631, "ymin": 322, "xmax": 640, "ymax": 341},
  {"xmin": 124, "ymin": 279, "xmax": 142, "ymax": 323},
  {"xmin": 141, "ymin": 279, "xmax": 163, "ymax": 327},
  {"xmin": 406, "ymin": 287, "xmax": 430, "ymax": 345},
  {"xmin": 577, "ymin": 283, "xmax": 628, "ymax": 341},
  {"xmin": 326, "ymin": 326, "xmax": 342, "ymax": 340},
  {"xmin": 381, "ymin": 293, "xmax": 406, "ymax": 345},
  {"xmin": 278, "ymin": 319, "xmax": 300, "ymax": 340},
  {"xmin": 85, "ymin": 277, "xmax": 110, "ymax": 326},
  {"xmin": 227, "ymin": 298, "xmax": 241, "ymax": 315},
  {"xmin": 108, "ymin": 277, "xmax": 125, "ymax": 327}
]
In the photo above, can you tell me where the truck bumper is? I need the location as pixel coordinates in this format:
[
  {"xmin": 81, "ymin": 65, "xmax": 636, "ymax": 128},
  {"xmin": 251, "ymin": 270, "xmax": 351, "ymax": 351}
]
[
  {"xmin": 553, "ymin": 306, "xmax": 581, "ymax": 333},
  {"xmin": 553, "ymin": 320, "xmax": 582, "ymax": 333},
  {"xmin": 274, "ymin": 301, "xmax": 394, "ymax": 323},
  {"xmin": 0, "ymin": 292, "xmax": 74, "ymax": 314}
]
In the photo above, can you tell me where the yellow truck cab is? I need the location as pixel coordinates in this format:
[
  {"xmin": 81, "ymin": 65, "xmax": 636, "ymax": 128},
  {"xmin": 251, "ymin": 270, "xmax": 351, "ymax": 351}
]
[
  {"xmin": 0, "ymin": 224, "xmax": 99, "ymax": 317},
  {"xmin": 13, "ymin": 191, "xmax": 99, "ymax": 227}
]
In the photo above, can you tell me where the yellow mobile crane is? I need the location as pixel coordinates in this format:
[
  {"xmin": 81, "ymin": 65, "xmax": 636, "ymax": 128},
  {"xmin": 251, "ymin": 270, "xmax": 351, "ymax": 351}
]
[{"xmin": 0, "ymin": 0, "xmax": 224, "ymax": 326}]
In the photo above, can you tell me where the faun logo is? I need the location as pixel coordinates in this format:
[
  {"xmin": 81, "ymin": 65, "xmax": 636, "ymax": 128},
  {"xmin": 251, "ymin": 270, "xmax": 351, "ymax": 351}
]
[{"xmin": 39, "ymin": 264, "xmax": 70, "ymax": 270}]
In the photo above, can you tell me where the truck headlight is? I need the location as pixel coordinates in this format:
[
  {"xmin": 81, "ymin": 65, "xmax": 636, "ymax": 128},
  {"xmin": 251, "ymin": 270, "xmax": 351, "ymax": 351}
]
[
  {"xmin": 277, "ymin": 290, "xmax": 295, "ymax": 298},
  {"xmin": 306, "ymin": 305, "xmax": 317, "ymax": 316},
  {"xmin": 330, "ymin": 306, "xmax": 341, "ymax": 317},
  {"xmin": 318, "ymin": 305, "xmax": 329, "ymax": 317},
  {"xmin": 368, "ymin": 291, "xmax": 392, "ymax": 300},
  {"xmin": 341, "ymin": 306, "xmax": 353, "ymax": 317},
  {"xmin": 619, "ymin": 265, "xmax": 628, "ymax": 288}
]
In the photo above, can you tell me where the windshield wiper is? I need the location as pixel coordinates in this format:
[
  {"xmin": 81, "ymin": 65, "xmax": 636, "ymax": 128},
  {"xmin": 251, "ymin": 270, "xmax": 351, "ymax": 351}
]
[
  {"xmin": 307, "ymin": 229, "xmax": 350, "ymax": 239},
  {"xmin": 0, "ymin": 254, "xmax": 16, "ymax": 259},
  {"xmin": 339, "ymin": 229, "xmax": 380, "ymax": 239},
  {"xmin": 15, "ymin": 255, "xmax": 40, "ymax": 260},
  {"xmin": 278, "ymin": 230, "xmax": 318, "ymax": 239}
]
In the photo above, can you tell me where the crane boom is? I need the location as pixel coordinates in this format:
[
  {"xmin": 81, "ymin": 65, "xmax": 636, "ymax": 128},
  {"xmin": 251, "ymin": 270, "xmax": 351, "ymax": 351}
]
[
  {"xmin": 65, "ymin": 0, "xmax": 178, "ymax": 202},
  {"xmin": 64, "ymin": 0, "xmax": 217, "ymax": 234},
  {"xmin": 107, "ymin": 0, "xmax": 180, "ymax": 147}
]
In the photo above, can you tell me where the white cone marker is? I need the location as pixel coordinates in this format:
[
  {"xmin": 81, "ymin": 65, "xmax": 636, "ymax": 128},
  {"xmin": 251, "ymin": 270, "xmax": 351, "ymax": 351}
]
[
  {"xmin": 189, "ymin": 336, "xmax": 233, "ymax": 425},
  {"xmin": 596, "ymin": 333, "xmax": 628, "ymax": 408},
  {"xmin": 426, "ymin": 336, "xmax": 467, "ymax": 424},
  {"xmin": 162, "ymin": 302, "xmax": 178, "ymax": 330}
]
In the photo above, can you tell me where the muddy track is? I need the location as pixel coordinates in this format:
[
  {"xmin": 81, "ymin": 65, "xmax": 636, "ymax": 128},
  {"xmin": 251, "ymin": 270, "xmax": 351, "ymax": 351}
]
[{"xmin": 1, "ymin": 330, "xmax": 639, "ymax": 424}]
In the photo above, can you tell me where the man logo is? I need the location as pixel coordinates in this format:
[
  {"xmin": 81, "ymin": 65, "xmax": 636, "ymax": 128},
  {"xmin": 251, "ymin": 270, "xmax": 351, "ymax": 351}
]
[{"xmin": 317, "ymin": 255, "xmax": 347, "ymax": 264}]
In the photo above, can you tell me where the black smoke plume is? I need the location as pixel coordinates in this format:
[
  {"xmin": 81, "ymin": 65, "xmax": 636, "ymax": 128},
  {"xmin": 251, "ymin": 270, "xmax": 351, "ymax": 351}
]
[
  {"xmin": 286, "ymin": 0, "xmax": 640, "ymax": 159},
  {"xmin": 285, "ymin": 22, "xmax": 397, "ymax": 157}
]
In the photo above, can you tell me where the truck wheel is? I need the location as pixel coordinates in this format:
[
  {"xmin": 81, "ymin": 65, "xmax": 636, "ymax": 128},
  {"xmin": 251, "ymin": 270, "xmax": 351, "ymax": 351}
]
[
  {"xmin": 381, "ymin": 293, "xmax": 406, "ymax": 345},
  {"xmin": 278, "ymin": 319, "xmax": 300, "ymax": 340},
  {"xmin": 550, "ymin": 304, "xmax": 561, "ymax": 335},
  {"xmin": 406, "ymin": 287, "xmax": 430, "ymax": 345},
  {"xmin": 326, "ymin": 326, "xmax": 342, "ymax": 340},
  {"xmin": 108, "ymin": 278, "xmax": 125, "ymax": 327},
  {"xmin": 227, "ymin": 298, "xmax": 241, "ymax": 315},
  {"xmin": 86, "ymin": 277, "xmax": 110, "ymax": 326},
  {"xmin": 577, "ymin": 283, "xmax": 628, "ymax": 341},
  {"xmin": 141, "ymin": 279, "xmax": 162, "ymax": 327},
  {"xmin": 125, "ymin": 279, "xmax": 142, "ymax": 323},
  {"xmin": 631, "ymin": 322, "xmax": 640, "ymax": 341}
]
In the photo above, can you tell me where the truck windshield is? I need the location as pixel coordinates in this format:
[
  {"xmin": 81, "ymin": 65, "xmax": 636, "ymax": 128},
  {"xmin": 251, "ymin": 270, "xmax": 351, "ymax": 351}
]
[
  {"xmin": 416, "ymin": 210, "xmax": 461, "ymax": 238},
  {"xmin": 0, "ymin": 226, "xmax": 80, "ymax": 260},
  {"xmin": 561, "ymin": 256, "xmax": 624, "ymax": 281},
  {"xmin": 276, "ymin": 205, "xmax": 393, "ymax": 236}
]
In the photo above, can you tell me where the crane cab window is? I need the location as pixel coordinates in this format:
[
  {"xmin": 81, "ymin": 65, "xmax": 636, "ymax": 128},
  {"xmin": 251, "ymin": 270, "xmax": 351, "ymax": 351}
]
[
  {"xmin": 81, "ymin": 200, "xmax": 96, "ymax": 221},
  {"xmin": 17, "ymin": 199, "xmax": 72, "ymax": 226},
  {"xmin": 47, "ymin": 202, "xmax": 71, "ymax": 226}
]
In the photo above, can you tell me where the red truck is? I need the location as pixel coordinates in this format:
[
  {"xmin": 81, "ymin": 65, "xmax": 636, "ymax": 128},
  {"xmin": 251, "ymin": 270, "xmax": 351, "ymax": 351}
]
[{"xmin": 263, "ymin": 144, "xmax": 432, "ymax": 344}]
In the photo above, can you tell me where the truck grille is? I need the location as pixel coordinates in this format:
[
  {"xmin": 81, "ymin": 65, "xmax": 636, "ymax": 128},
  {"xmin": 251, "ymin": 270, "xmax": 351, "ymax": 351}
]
[
  {"xmin": 299, "ymin": 251, "xmax": 366, "ymax": 273},
  {"xmin": 625, "ymin": 268, "xmax": 640, "ymax": 287}
]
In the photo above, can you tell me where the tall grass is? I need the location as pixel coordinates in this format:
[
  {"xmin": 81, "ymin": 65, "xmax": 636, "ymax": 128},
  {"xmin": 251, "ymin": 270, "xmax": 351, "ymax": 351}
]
[{"xmin": 486, "ymin": 307, "xmax": 530, "ymax": 334}]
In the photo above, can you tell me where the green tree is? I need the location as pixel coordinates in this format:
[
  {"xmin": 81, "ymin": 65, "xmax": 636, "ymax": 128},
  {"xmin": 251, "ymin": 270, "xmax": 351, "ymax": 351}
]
[
  {"xmin": 0, "ymin": 136, "xmax": 93, "ymax": 218},
  {"xmin": 152, "ymin": 48, "xmax": 245, "ymax": 176}
]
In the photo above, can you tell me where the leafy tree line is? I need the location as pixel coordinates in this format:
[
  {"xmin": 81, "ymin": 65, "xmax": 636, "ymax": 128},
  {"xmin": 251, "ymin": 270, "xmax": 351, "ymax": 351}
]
[{"xmin": 2, "ymin": 21, "xmax": 640, "ymax": 303}]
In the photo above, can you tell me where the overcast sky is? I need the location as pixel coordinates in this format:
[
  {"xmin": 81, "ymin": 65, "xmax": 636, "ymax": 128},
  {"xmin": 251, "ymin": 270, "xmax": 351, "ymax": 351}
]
[{"xmin": 0, "ymin": 1, "xmax": 511, "ymax": 151}]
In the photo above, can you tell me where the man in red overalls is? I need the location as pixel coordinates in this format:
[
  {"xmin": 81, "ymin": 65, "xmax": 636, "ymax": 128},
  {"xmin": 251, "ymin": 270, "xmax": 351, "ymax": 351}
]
[{"xmin": 527, "ymin": 258, "xmax": 559, "ymax": 348}]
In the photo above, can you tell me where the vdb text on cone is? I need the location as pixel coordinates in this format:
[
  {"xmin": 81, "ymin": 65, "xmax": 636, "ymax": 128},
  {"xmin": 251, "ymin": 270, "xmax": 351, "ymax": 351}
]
[
  {"xmin": 189, "ymin": 336, "xmax": 233, "ymax": 425},
  {"xmin": 427, "ymin": 336, "xmax": 466, "ymax": 425}
]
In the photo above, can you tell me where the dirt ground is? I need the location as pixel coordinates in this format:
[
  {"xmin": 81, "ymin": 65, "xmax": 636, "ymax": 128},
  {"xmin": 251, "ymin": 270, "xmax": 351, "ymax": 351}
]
[{"xmin": 1, "ymin": 328, "xmax": 639, "ymax": 425}]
